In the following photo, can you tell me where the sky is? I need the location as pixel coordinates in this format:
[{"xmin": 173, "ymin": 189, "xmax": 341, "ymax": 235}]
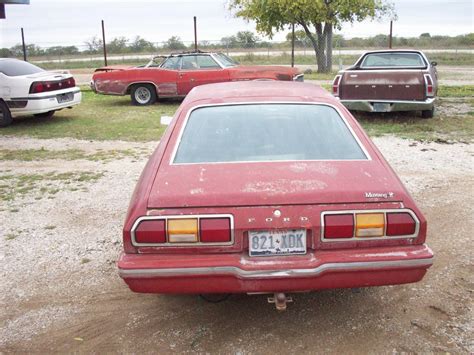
[{"xmin": 0, "ymin": 0, "xmax": 472, "ymax": 48}]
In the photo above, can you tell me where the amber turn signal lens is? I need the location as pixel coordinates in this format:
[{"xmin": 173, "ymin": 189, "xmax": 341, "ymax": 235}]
[
  {"xmin": 167, "ymin": 218, "xmax": 198, "ymax": 243},
  {"xmin": 355, "ymin": 213, "xmax": 384, "ymax": 237}
]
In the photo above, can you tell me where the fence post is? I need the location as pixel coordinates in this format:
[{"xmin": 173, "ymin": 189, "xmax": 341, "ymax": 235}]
[
  {"xmin": 194, "ymin": 16, "xmax": 198, "ymax": 52},
  {"xmin": 389, "ymin": 20, "xmax": 393, "ymax": 49},
  {"xmin": 101, "ymin": 19, "xmax": 108, "ymax": 66},
  {"xmin": 291, "ymin": 23, "xmax": 295, "ymax": 67},
  {"xmin": 21, "ymin": 27, "xmax": 27, "ymax": 61}
]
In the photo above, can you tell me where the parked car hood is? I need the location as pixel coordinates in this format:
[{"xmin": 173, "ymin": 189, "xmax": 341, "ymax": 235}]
[{"xmin": 147, "ymin": 160, "xmax": 407, "ymax": 208}]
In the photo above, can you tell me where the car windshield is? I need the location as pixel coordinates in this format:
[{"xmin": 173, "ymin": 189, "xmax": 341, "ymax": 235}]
[
  {"xmin": 213, "ymin": 53, "xmax": 238, "ymax": 67},
  {"xmin": 173, "ymin": 104, "xmax": 367, "ymax": 164},
  {"xmin": 361, "ymin": 52, "xmax": 426, "ymax": 68},
  {"xmin": 0, "ymin": 60, "xmax": 44, "ymax": 76}
]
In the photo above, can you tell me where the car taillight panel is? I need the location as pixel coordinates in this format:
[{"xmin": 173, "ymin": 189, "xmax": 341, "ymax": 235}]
[
  {"xmin": 332, "ymin": 75, "xmax": 342, "ymax": 96},
  {"xmin": 131, "ymin": 215, "xmax": 233, "ymax": 246},
  {"xmin": 424, "ymin": 74, "xmax": 434, "ymax": 97},
  {"xmin": 322, "ymin": 210, "xmax": 419, "ymax": 241},
  {"xmin": 29, "ymin": 77, "xmax": 76, "ymax": 94}
]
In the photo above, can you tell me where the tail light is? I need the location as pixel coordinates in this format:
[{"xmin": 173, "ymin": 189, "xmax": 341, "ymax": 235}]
[
  {"xmin": 424, "ymin": 74, "xmax": 434, "ymax": 97},
  {"xmin": 322, "ymin": 210, "xmax": 419, "ymax": 241},
  {"xmin": 332, "ymin": 75, "xmax": 342, "ymax": 97},
  {"xmin": 131, "ymin": 215, "xmax": 233, "ymax": 246},
  {"xmin": 29, "ymin": 77, "xmax": 76, "ymax": 94}
]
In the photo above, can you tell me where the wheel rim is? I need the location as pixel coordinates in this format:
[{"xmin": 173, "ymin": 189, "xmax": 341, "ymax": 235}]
[{"xmin": 134, "ymin": 87, "xmax": 151, "ymax": 104}]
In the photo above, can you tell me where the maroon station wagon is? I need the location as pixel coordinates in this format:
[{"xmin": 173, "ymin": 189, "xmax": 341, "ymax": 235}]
[
  {"xmin": 118, "ymin": 81, "xmax": 433, "ymax": 309},
  {"xmin": 332, "ymin": 50, "xmax": 438, "ymax": 118}
]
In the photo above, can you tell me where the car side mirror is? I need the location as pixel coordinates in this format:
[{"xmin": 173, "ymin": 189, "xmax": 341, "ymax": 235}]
[
  {"xmin": 160, "ymin": 116, "xmax": 173, "ymax": 126},
  {"xmin": 431, "ymin": 61, "xmax": 437, "ymax": 67}
]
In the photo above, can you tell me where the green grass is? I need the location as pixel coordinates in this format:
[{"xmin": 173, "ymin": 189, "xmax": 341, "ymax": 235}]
[
  {"xmin": 438, "ymin": 85, "xmax": 474, "ymax": 97},
  {"xmin": 0, "ymin": 147, "xmax": 145, "ymax": 162},
  {"xmin": 1, "ymin": 89, "xmax": 178, "ymax": 141}
]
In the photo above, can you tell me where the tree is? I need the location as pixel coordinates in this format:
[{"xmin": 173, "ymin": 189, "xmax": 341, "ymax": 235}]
[
  {"xmin": 107, "ymin": 37, "xmax": 129, "ymax": 53},
  {"xmin": 164, "ymin": 36, "xmax": 187, "ymax": 50},
  {"xmin": 231, "ymin": 0, "xmax": 396, "ymax": 72},
  {"xmin": 84, "ymin": 36, "xmax": 103, "ymax": 53},
  {"xmin": 129, "ymin": 36, "xmax": 155, "ymax": 53},
  {"xmin": 235, "ymin": 30, "xmax": 260, "ymax": 48}
]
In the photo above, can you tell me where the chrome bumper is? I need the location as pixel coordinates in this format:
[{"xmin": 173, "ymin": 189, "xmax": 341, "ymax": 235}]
[
  {"xmin": 339, "ymin": 98, "xmax": 435, "ymax": 112},
  {"xmin": 293, "ymin": 74, "xmax": 304, "ymax": 82}
]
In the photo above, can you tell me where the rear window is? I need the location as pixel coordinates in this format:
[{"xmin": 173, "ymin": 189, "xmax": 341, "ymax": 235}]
[
  {"xmin": 173, "ymin": 104, "xmax": 367, "ymax": 164},
  {"xmin": 361, "ymin": 52, "xmax": 426, "ymax": 69},
  {"xmin": 0, "ymin": 59, "xmax": 44, "ymax": 76}
]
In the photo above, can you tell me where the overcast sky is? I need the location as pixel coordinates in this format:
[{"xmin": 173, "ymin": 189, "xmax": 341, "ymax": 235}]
[{"xmin": 0, "ymin": 0, "xmax": 472, "ymax": 48}]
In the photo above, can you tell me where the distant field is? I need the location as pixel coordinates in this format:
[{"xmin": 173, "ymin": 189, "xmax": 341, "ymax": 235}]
[
  {"xmin": 34, "ymin": 51, "xmax": 474, "ymax": 70},
  {"xmin": 1, "ymin": 85, "xmax": 472, "ymax": 143}
]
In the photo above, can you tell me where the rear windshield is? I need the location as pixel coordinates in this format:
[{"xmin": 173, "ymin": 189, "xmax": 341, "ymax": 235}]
[
  {"xmin": 361, "ymin": 52, "xmax": 426, "ymax": 68},
  {"xmin": 173, "ymin": 104, "xmax": 367, "ymax": 164},
  {"xmin": 0, "ymin": 60, "xmax": 44, "ymax": 76}
]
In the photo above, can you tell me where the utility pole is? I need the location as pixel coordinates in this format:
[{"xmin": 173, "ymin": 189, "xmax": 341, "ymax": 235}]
[
  {"xmin": 389, "ymin": 20, "xmax": 393, "ymax": 49},
  {"xmin": 194, "ymin": 16, "xmax": 198, "ymax": 52},
  {"xmin": 21, "ymin": 27, "xmax": 27, "ymax": 61},
  {"xmin": 101, "ymin": 20, "xmax": 108, "ymax": 66},
  {"xmin": 291, "ymin": 23, "xmax": 295, "ymax": 67}
]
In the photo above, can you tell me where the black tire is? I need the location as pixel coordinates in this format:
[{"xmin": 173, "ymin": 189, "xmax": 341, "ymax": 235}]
[
  {"xmin": 0, "ymin": 101, "xmax": 13, "ymax": 127},
  {"xmin": 421, "ymin": 107, "xmax": 435, "ymax": 119},
  {"xmin": 131, "ymin": 84, "xmax": 157, "ymax": 106},
  {"xmin": 33, "ymin": 111, "xmax": 55, "ymax": 119}
]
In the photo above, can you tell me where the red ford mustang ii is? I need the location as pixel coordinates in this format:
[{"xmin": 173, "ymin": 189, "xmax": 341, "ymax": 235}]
[
  {"xmin": 91, "ymin": 51, "xmax": 303, "ymax": 105},
  {"xmin": 118, "ymin": 81, "xmax": 433, "ymax": 309}
]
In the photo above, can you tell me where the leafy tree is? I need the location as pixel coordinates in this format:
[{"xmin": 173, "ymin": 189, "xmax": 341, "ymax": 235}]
[
  {"xmin": 231, "ymin": 0, "xmax": 396, "ymax": 72},
  {"xmin": 221, "ymin": 35, "xmax": 239, "ymax": 48},
  {"xmin": 44, "ymin": 46, "xmax": 79, "ymax": 56},
  {"xmin": 0, "ymin": 48, "xmax": 12, "ymax": 57},
  {"xmin": 164, "ymin": 36, "xmax": 187, "ymax": 50},
  {"xmin": 129, "ymin": 36, "xmax": 155, "ymax": 53},
  {"xmin": 84, "ymin": 36, "xmax": 103, "ymax": 53},
  {"xmin": 285, "ymin": 30, "xmax": 313, "ymax": 47},
  {"xmin": 107, "ymin": 37, "xmax": 129, "ymax": 53},
  {"xmin": 236, "ymin": 30, "xmax": 260, "ymax": 48},
  {"xmin": 9, "ymin": 44, "xmax": 44, "ymax": 57}
]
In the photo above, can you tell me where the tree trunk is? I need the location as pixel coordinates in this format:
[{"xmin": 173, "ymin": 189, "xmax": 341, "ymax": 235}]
[
  {"xmin": 298, "ymin": 21, "xmax": 324, "ymax": 71},
  {"xmin": 315, "ymin": 23, "xmax": 328, "ymax": 73},
  {"xmin": 325, "ymin": 23, "xmax": 333, "ymax": 72}
]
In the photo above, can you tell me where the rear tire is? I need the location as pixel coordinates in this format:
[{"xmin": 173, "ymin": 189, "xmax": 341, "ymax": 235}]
[
  {"xmin": 421, "ymin": 107, "xmax": 435, "ymax": 119},
  {"xmin": 34, "ymin": 111, "xmax": 55, "ymax": 119},
  {"xmin": 0, "ymin": 101, "xmax": 12, "ymax": 127},
  {"xmin": 131, "ymin": 84, "xmax": 157, "ymax": 106}
]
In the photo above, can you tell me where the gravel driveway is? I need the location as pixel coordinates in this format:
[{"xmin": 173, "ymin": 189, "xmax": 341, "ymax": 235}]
[{"xmin": 0, "ymin": 136, "xmax": 473, "ymax": 353}]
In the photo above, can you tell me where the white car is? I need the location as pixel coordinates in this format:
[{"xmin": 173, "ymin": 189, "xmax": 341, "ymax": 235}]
[{"xmin": 0, "ymin": 58, "xmax": 82, "ymax": 127}]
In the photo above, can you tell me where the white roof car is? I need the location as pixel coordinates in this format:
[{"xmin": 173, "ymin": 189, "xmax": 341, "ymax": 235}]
[{"xmin": 0, "ymin": 58, "xmax": 82, "ymax": 127}]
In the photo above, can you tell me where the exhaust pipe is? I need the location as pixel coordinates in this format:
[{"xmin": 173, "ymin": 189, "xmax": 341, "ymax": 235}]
[{"xmin": 268, "ymin": 292, "xmax": 293, "ymax": 311}]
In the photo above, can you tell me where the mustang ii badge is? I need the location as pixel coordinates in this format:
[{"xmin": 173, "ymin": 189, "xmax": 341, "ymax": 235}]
[{"xmin": 365, "ymin": 192, "xmax": 394, "ymax": 199}]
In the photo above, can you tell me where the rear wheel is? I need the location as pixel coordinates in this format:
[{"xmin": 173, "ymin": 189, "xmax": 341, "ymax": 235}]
[
  {"xmin": 131, "ymin": 84, "xmax": 157, "ymax": 106},
  {"xmin": 0, "ymin": 101, "xmax": 12, "ymax": 127},
  {"xmin": 421, "ymin": 107, "xmax": 435, "ymax": 119},
  {"xmin": 34, "ymin": 111, "xmax": 55, "ymax": 119}
]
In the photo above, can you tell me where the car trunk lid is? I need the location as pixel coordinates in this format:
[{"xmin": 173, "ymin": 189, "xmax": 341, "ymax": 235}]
[
  {"xmin": 148, "ymin": 160, "xmax": 407, "ymax": 208},
  {"xmin": 340, "ymin": 70, "xmax": 426, "ymax": 101}
]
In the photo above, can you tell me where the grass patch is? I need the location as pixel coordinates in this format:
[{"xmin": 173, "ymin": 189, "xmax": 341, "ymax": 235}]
[
  {"xmin": 0, "ymin": 147, "xmax": 144, "ymax": 162},
  {"xmin": 438, "ymin": 85, "xmax": 474, "ymax": 98},
  {"xmin": 0, "ymin": 171, "xmax": 104, "ymax": 202},
  {"xmin": 1, "ymin": 89, "xmax": 178, "ymax": 141}
]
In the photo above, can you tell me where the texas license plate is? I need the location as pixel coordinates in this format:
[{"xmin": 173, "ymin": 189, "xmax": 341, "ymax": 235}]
[
  {"xmin": 373, "ymin": 103, "xmax": 391, "ymax": 112},
  {"xmin": 57, "ymin": 92, "xmax": 74, "ymax": 103},
  {"xmin": 249, "ymin": 230, "xmax": 306, "ymax": 257}
]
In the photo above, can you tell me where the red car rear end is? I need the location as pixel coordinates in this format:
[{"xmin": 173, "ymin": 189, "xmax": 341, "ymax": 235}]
[{"xmin": 118, "ymin": 82, "xmax": 433, "ymax": 300}]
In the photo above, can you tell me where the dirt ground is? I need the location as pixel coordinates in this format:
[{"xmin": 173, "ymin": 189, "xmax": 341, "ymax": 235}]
[{"xmin": 0, "ymin": 136, "xmax": 473, "ymax": 353}]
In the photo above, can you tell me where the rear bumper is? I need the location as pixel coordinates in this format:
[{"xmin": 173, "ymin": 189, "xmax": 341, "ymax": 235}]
[
  {"xmin": 10, "ymin": 88, "xmax": 82, "ymax": 117},
  {"xmin": 339, "ymin": 97, "xmax": 435, "ymax": 112},
  {"xmin": 118, "ymin": 244, "xmax": 434, "ymax": 294}
]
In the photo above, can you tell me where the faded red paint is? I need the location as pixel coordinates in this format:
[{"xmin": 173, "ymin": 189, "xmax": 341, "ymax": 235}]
[{"xmin": 118, "ymin": 81, "xmax": 433, "ymax": 295}]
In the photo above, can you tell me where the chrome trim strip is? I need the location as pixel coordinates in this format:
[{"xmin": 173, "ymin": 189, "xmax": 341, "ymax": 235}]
[
  {"xmin": 12, "ymin": 88, "xmax": 81, "ymax": 101},
  {"xmin": 131, "ymin": 214, "xmax": 235, "ymax": 247},
  {"xmin": 320, "ymin": 208, "xmax": 420, "ymax": 242},
  {"xmin": 339, "ymin": 98, "xmax": 435, "ymax": 104},
  {"xmin": 169, "ymin": 102, "xmax": 372, "ymax": 165},
  {"xmin": 119, "ymin": 257, "xmax": 434, "ymax": 279}
]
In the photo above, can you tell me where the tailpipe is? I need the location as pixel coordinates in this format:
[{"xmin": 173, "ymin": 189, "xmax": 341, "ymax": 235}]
[{"xmin": 268, "ymin": 292, "xmax": 293, "ymax": 311}]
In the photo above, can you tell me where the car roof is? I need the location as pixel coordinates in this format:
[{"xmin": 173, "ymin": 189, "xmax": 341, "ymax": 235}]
[
  {"xmin": 362, "ymin": 49, "xmax": 424, "ymax": 55},
  {"xmin": 183, "ymin": 81, "xmax": 335, "ymax": 105}
]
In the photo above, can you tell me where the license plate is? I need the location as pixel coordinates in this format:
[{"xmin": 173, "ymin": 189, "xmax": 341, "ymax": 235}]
[
  {"xmin": 373, "ymin": 103, "xmax": 391, "ymax": 112},
  {"xmin": 57, "ymin": 92, "xmax": 74, "ymax": 103},
  {"xmin": 249, "ymin": 230, "xmax": 306, "ymax": 257}
]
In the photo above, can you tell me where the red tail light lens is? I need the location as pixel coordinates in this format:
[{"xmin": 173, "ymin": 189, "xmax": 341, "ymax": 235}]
[
  {"xmin": 29, "ymin": 77, "xmax": 76, "ymax": 94},
  {"xmin": 424, "ymin": 74, "xmax": 434, "ymax": 97},
  {"xmin": 386, "ymin": 212, "xmax": 416, "ymax": 236},
  {"xmin": 332, "ymin": 75, "xmax": 342, "ymax": 96},
  {"xmin": 324, "ymin": 214, "xmax": 354, "ymax": 239},
  {"xmin": 200, "ymin": 218, "xmax": 231, "ymax": 243},
  {"xmin": 134, "ymin": 220, "xmax": 166, "ymax": 244}
]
